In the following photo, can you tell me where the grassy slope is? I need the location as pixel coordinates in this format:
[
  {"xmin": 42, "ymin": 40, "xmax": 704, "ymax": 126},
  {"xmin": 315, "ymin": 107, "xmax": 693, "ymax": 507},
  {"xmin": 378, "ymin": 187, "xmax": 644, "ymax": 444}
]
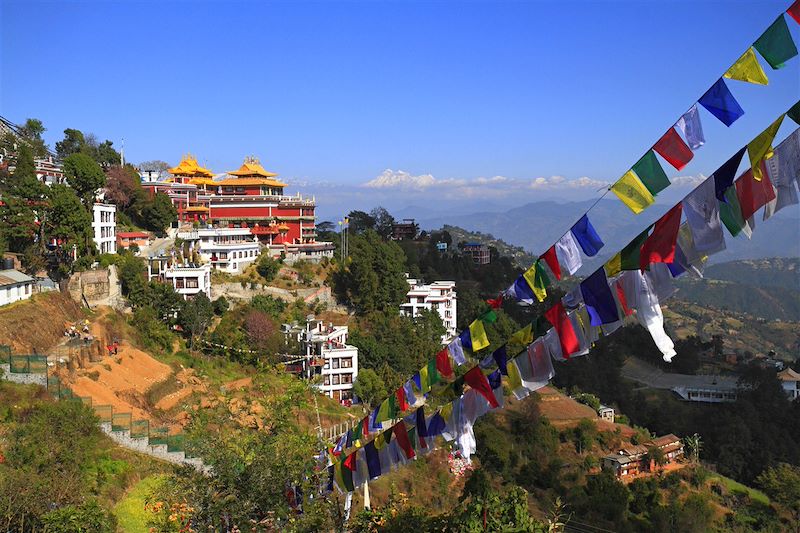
[{"xmin": 115, "ymin": 475, "xmax": 166, "ymax": 533}]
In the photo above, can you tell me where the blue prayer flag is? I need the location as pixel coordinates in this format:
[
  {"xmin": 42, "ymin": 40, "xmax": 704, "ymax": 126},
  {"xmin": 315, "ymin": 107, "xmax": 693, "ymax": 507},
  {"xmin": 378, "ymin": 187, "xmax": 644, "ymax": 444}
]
[
  {"xmin": 492, "ymin": 346, "xmax": 508, "ymax": 375},
  {"xmin": 579, "ymin": 268, "xmax": 620, "ymax": 326},
  {"xmin": 364, "ymin": 441, "xmax": 382, "ymax": 479},
  {"xmin": 459, "ymin": 329, "xmax": 473, "ymax": 352},
  {"xmin": 698, "ymin": 79, "xmax": 744, "ymax": 127},
  {"xmin": 571, "ymin": 215, "xmax": 605, "ymax": 257},
  {"xmin": 488, "ymin": 369, "xmax": 502, "ymax": 390},
  {"xmin": 415, "ymin": 406, "xmax": 428, "ymax": 438},
  {"xmin": 713, "ymin": 147, "xmax": 747, "ymax": 202},
  {"xmin": 426, "ymin": 412, "xmax": 446, "ymax": 437}
]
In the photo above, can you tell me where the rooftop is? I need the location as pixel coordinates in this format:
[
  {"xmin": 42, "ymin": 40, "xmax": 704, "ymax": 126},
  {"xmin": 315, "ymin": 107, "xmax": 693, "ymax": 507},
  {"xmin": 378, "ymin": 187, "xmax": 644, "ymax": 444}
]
[
  {"xmin": 168, "ymin": 154, "xmax": 214, "ymax": 178},
  {"xmin": 778, "ymin": 368, "xmax": 800, "ymax": 381},
  {"xmin": 0, "ymin": 269, "xmax": 34, "ymax": 286}
]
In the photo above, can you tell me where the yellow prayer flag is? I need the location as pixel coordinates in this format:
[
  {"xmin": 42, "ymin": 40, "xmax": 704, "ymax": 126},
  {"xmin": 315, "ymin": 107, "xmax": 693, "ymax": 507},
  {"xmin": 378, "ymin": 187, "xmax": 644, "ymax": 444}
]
[
  {"xmin": 439, "ymin": 403, "xmax": 453, "ymax": 424},
  {"xmin": 506, "ymin": 358, "xmax": 523, "ymax": 392},
  {"xmin": 748, "ymin": 114, "xmax": 785, "ymax": 180},
  {"xmin": 604, "ymin": 252, "xmax": 622, "ymax": 278},
  {"xmin": 611, "ymin": 171, "xmax": 655, "ymax": 214},
  {"xmin": 419, "ymin": 365, "xmax": 431, "ymax": 393},
  {"xmin": 508, "ymin": 323, "xmax": 533, "ymax": 348},
  {"xmin": 469, "ymin": 319, "xmax": 490, "ymax": 351},
  {"xmin": 724, "ymin": 47, "xmax": 769, "ymax": 85},
  {"xmin": 522, "ymin": 263, "xmax": 547, "ymax": 302}
]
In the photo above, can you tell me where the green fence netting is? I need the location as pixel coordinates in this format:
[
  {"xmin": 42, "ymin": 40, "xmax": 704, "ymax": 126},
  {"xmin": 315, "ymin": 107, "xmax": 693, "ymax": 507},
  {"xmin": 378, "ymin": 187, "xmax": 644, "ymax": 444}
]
[
  {"xmin": 148, "ymin": 427, "xmax": 170, "ymax": 446},
  {"xmin": 112, "ymin": 412, "xmax": 132, "ymax": 432},
  {"xmin": 130, "ymin": 419, "xmax": 149, "ymax": 439},
  {"xmin": 94, "ymin": 405, "xmax": 113, "ymax": 423},
  {"xmin": 9, "ymin": 355, "xmax": 47, "ymax": 373},
  {"xmin": 28, "ymin": 355, "xmax": 47, "ymax": 373},
  {"xmin": 166, "ymin": 434, "xmax": 185, "ymax": 453},
  {"xmin": 0, "ymin": 344, "xmax": 11, "ymax": 364}
]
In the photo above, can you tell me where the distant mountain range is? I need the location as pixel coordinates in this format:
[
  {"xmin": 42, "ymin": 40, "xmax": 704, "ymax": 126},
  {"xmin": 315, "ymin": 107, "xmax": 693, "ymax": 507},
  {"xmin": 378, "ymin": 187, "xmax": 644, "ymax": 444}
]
[{"xmin": 416, "ymin": 199, "xmax": 800, "ymax": 265}]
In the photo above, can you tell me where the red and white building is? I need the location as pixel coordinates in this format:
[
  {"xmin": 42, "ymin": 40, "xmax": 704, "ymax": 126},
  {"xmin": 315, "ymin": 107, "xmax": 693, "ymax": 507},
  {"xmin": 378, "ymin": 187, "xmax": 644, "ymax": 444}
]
[{"xmin": 142, "ymin": 155, "xmax": 333, "ymax": 261}]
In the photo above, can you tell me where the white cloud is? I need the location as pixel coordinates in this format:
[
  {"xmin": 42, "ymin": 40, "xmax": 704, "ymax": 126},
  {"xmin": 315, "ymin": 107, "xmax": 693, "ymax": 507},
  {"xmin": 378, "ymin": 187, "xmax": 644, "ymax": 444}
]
[
  {"xmin": 363, "ymin": 169, "xmax": 463, "ymax": 190},
  {"xmin": 670, "ymin": 174, "xmax": 707, "ymax": 188}
]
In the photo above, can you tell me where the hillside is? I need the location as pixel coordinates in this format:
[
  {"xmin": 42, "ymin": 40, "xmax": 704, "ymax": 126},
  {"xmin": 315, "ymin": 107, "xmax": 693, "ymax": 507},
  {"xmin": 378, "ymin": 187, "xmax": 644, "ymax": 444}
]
[
  {"xmin": 439, "ymin": 224, "xmax": 537, "ymax": 268},
  {"xmin": 0, "ymin": 291, "xmax": 85, "ymax": 353},
  {"xmin": 703, "ymin": 257, "xmax": 800, "ymax": 291}
]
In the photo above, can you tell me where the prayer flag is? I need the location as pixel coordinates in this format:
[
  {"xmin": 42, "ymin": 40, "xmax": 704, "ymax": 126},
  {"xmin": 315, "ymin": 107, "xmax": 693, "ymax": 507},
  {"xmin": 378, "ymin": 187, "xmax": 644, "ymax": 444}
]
[
  {"xmin": 468, "ymin": 319, "xmax": 491, "ymax": 351},
  {"xmin": 458, "ymin": 329, "xmax": 473, "ymax": 352},
  {"xmin": 411, "ymin": 372, "xmax": 422, "ymax": 392},
  {"xmin": 713, "ymin": 146, "xmax": 748, "ymax": 201},
  {"xmin": 523, "ymin": 260, "xmax": 550, "ymax": 302},
  {"xmin": 541, "ymin": 245, "xmax": 562, "ymax": 280},
  {"xmin": 736, "ymin": 165, "xmax": 777, "ymax": 220},
  {"xmin": 748, "ymin": 114, "xmax": 785, "ymax": 180},
  {"xmin": 719, "ymin": 185, "xmax": 753, "ymax": 238},
  {"xmin": 426, "ymin": 411, "xmax": 446, "ymax": 437},
  {"xmin": 754, "ymin": 15, "xmax": 798, "ymax": 69},
  {"xmin": 506, "ymin": 358, "xmax": 525, "ymax": 398},
  {"xmin": 683, "ymin": 176, "xmax": 726, "ymax": 255},
  {"xmin": 555, "ymin": 231, "xmax": 583, "ymax": 274},
  {"xmin": 640, "ymin": 204, "xmax": 683, "ymax": 270},
  {"xmin": 508, "ymin": 275, "xmax": 536, "ymax": 304},
  {"xmin": 463, "ymin": 367, "xmax": 500, "ymax": 408},
  {"xmin": 699, "ymin": 78, "xmax": 745, "ymax": 127},
  {"xmin": 544, "ymin": 301, "xmax": 580, "ymax": 358},
  {"xmin": 427, "ymin": 358, "xmax": 441, "ymax": 387},
  {"xmin": 343, "ymin": 450, "xmax": 358, "ymax": 472},
  {"xmin": 789, "ymin": 0, "xmax": 800, "ymax": 25},
  {"xmin": 580, "ymin": 268, "xmax": 620, "ymax": 326},
  {"xmin": 345, "ymin": 429, "xmax": 353, "ymax": 449},
  {"xmin": 396, "ymin": 387, "xmax": 408, "ymax": 412},
  {"xmin": 611, "ymin": 171, "xmax": 655, "ymax": 214},
  {"xmin": 479, "ymin": 309, "xmax": 498, "ymax": 324},
  {"xmin": 392, "ymin": 422, "xmax": 415, "ymax": 460},
  {"xmin": 622, "ymin": 228, "xmax": 652, "ymax": 271},
  {"xmin": 724, "ymin": 47, "xmax": 769, "ymax": 84},
  {"xmin": 605, "ymin": 252, "xmax": 622, "ymax": 278},
  {"xmin": 653, "ymin": 127, "xmax": 694, "ymax": 171},
  {"xmin": 787, "ymin": 100, "xmax": 800, "ymax": 125},
  {"xmin": 764, "ymin": 129, "xmax": 800, "ymax": 219},
  {"xmin": 419, "ymin": 364, "xmax": 431, "ymax": 393},
  {"xmin": 508, "ymin": 323, "xmax": 533, "ymax": 348},
  {"xmin": 632, "ymin": 150, "xmax": 671, "ymax": 195},
  {"xmin": 486, "ymin": 294, "xmax": 503, "ymax": 309},
  {"xmin": 364, "ymin": 441, "xmax": 381, "ymax": 479},
  {"xmin": 615, "ymin": 280, "xmax": 633, "ymax": 316},
  {"xmin": 339, "ymin": 460, "xmax": 355, "ymax": 492},
  {"xmin": 676, "ymin": 105, "xmax": 706, "ymax": 150},
  {"xmin": 571, "ymin": 215, "xmax": 605, "ymax": 256},
  {"xmin": 435, "ymin": 348, "xmax": 454, "ymax": 379},
  {"xmin": 448, "ymin": 338, "xmax": 467, "ymax": 366},
  {"xmin": 415, "ymin": 407, "xmax": 429, "ymax": 449},
  {"xmin": 492, "ymin": 345, "xmax": 508, "ymax": 375},
  {"xmin": 352, "ymin": 418, "xmax": 364, "ymax": 442}
]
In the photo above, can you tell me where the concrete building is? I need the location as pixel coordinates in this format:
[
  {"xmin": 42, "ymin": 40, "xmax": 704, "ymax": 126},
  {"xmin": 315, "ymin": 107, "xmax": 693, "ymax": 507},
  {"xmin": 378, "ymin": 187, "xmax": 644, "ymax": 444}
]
[
  {"xmin": 92, "ymin": 203, "xmax": 117, "ymax": 255},
  {"xmin": 146, "ymin": 256, "xmax": 211, "ymax": 300},
  {"xmin": 598, "ymin": 405, "xmax": 615, "ymax": 422},
  {"xmin": 602, "ymin": 434, "xmax": 684, "ymax": 481},
  {"xmin": 0, "ymin": 269, "xmax": 35, "ymax": 306},
  {"xmin": 34, "ymin": 156, "xmax": 64, "ymax": 186},
  {"xmin": 671, "ymin": 374, "xmax": 740, "ymax": 403},
  {"xmin": 117, "ymin": 231, "xmax": 152, "ymax": 251},
  {"xmin": 461, "ymin": 242, "xmax": 491, "ymax": 265},
  {"xmin": 177, "ymin": 227, "xmax": 260, "ymax": 274},
  {"xmin": 283, "ymin": 317, "xmax": 359, "ymax": 403},
  {"xmin": 400, "ymin": 277, "xmax": 457, "ymax": 343},
  {"xmin": 778, "ymin": 368, "xmax": 800, "ymax": 401}
]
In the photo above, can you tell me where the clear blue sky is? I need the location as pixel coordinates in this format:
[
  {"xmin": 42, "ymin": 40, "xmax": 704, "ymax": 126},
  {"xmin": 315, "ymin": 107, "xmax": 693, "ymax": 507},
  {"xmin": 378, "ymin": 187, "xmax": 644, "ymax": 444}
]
[{"xmin": 1, "ymin": 0, "xmax": 798, "ymax": 211}]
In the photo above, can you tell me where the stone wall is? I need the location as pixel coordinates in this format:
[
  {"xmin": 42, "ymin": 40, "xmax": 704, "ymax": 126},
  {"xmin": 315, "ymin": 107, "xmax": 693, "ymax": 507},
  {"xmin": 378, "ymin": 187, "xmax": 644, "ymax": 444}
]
[
  {"xmin": 211, "ymin": 283, "xmax": 334, "ymax": 306},
  {"xmin": 99, "ymin": 422, "xmax": 207, "ymax": 471},
  {"xmin": 67, "ymin": 266, "xmax": 124, "ymax": 309},
  {"xmin": 0, "ymin": 364, "xmax": 47, "ymax": 387}
]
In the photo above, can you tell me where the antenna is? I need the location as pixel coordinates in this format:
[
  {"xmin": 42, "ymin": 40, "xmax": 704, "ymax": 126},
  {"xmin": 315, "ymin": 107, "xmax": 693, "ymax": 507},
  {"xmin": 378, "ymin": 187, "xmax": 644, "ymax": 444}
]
[{"xmin": 120, "ymin": 137, "xmax": 125, "ymax": 167}]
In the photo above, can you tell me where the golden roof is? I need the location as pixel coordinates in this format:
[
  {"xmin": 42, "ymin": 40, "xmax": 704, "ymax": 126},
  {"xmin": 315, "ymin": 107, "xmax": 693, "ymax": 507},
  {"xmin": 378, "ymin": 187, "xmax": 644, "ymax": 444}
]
[
  {"xmin": 168, "ymin": 154, "xmax": 214, "ymax": 178},
  {"xmin": 228, "ymin": 156, "xmax": 280, "ymax": 179},
  {"xmin": 185, "ymin": 206, "xmax": 209, "ymax": 212},
  {"xmin": 215, "ymin": 177, "xmax": 288, "ymax": 187},
  {"xmin": 188, "ymin": 177, "xmax": 218, "ymax": 187}
]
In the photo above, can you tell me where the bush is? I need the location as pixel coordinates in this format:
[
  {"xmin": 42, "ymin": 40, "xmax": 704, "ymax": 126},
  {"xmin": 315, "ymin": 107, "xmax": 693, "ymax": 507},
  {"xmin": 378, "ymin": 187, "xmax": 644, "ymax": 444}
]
[
  {"xmin": 41, "ymin": 500, "xmax": 117, "ymax": 533},
  {"xmin": 212, "ymin": 296, "xmax": 229, "ymax": 315},
  {"xmin": 255, "ymin": 254, "xmax": 280, "ymax": 281},
  {"xmin": 132, "ymin": 307, "xmax": 175, "ymax": 353}
]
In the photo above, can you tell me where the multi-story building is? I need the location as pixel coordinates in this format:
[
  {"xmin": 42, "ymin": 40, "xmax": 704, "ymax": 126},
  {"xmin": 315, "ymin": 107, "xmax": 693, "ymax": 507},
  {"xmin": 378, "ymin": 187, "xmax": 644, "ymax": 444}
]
[
  {"xmin": 392, "ymin": 219, "xmax": 418, "ymax": 240},
  {"xmin": 146, "ymin": 256, "xmax": 211, "ymax": 300},
  {"xmin": 461, "ymin": 242, "xmax": 491, "ymax": 265},
  {"xmin": 602, "ymin": 434, "xmax": 684, "ymax": 481},
  {"xmin": 92, "ymin": 203, "xmax": 117, "ymax": 255},
  {"xmin": 283, "ymin": 317, "xmax": 359, "ymax": 403},
  {"xmin": 117, "ymin": 231, "xmax": 151, "ymax": 251},
  {"xmin": 177, "ymin": 227, "xmax": 260, "ymax": 274},
  {"xmin": 778, "ymin": 368, "xmax": 800, "ymax": 400},
  {"xmin": 400, "ymin": 277, "xmax": 457, "ymax": 343},
  {"xmin": 34, "ymin": 156, "xmax": 65, "ymax": 186},
  {"xmin": 142, "ymin": 155, "xmax": 334, "ymax": 260}
]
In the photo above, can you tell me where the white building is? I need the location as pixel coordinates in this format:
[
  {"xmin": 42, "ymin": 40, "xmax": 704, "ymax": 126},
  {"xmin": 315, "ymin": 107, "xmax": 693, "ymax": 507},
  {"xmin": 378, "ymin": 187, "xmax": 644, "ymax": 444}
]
[
  {"xmin": 34, "ymin": 156, "xmax": 65, "ymax": 186},
  {"xmin": 400, "ymin": 277, "xmax": 457, "ymax": 343},
  {"xmin": 778, "ymin": 368, "xmax": 800, "ymax": 401},
  {"xmin": 284, "ymin": 317, "xmax": 359, "ymax": 403},
  {"xmin": 92, "ymin": 203, "xmax": 117, "ymax": 255},
  {"xmin": 0, "ymin": 269, "xmax": 35, "ymax": 306},
  {"xmin": 672, "ymin": 374, "xmax": 741, "ymax": 403},
  {"xmin": 177, "ymin": 227, "xmax": 260, "ymax": 274},
  {"xmin": 146, "ymin": 256, "xmax": 211, "ymax": 300}
]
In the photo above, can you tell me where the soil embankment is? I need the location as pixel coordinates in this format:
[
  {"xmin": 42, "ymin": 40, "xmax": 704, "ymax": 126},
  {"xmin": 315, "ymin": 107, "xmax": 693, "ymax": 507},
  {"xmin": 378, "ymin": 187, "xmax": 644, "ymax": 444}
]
[{"xmin": 0, "ymin": 291, "xmax": 84, "ymax": 353}]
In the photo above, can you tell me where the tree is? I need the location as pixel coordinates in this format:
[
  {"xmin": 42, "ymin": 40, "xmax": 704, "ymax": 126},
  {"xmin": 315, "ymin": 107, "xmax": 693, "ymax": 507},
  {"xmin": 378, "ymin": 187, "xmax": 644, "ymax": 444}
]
[
  {"xmin": 212, "ymin": 296, "xmax": 229, "ymax": 316},
  {"xmin": 249, "ymin": 294, "xmax": 286, "ymax": 319},
  {"xmin": 19, "ymin": 118, "xmax": 49, "ymax": 158},
  {"xmin": 352, "ymin": 368, "xmax": 387, "ymax": 408},
  {"xmin": 244, "ymin": 310, "xmax": 281, "ymax": 360},
  {"xmin": 646, "ymin": 445, "xmax": 667, "ymax": 472},
  {"xmin": 45, "ymin": 184, "xmax": 94, "ymax": 257},
  {"xmin": 179, "ymin": 293, "xmax": 214, "ymax": 351},
  {"xmin": 572, "ymin": 419, "xmax": 598, "ymax": 455},
  {"xmin": 0, "ymin": 145, "xmax": 47, "ymax": 253},
  {"xmin": 138, "ymin": 160, "xmax": 170, "ymax": 173},
  {"xmin": 255, "ymin": 254, "xmax": 280, "ymax": 281},
  {"xmin": 757, "ymin": 463, "xmax": 800, "ymax": 520},
  {"xmin": 346, "ymin": 210, "xmax": 375, "ymax": 234},
  {"xmin": 370, "ymin": 206, "xmax": 396, "ymax": 239},
  {"xmin": 55, "ymin": 128, "xmax": 86, "ymax": 159},
  {"xmin": 584, "ymin": 470, "xmax": 630, "ymax": 523},
  {"xmin": 93, "ymin": 140, "xmax": 121, "ymax": 167},
  {"xmin": 140, "ymin": 192, "xmax": 177, "ymax": 234},
  {"xmin": 104, "ymin": 165, "xmax": 144, "ymax": 209},
  {"xmin": 683, "ymin": 433, "xmax": 702, "ymax": 463},
  {"xmin": 63, "ymin": 153, "xmax": 106, "ymax": 209}
]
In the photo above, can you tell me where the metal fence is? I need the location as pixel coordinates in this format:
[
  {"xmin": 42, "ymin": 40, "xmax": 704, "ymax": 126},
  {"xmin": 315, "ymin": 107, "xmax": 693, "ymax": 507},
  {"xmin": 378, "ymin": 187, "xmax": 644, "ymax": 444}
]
[{"xmin": 9, "ymin": 355, "xmax": 47, "ymax": 373}]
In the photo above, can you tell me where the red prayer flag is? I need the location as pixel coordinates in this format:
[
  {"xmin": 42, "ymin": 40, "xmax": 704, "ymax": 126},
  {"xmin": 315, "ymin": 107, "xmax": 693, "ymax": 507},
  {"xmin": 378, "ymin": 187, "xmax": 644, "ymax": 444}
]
[
  {"xmin": 395, "ymin": 387, "xmax": 409, "ymax": 412},
  {"xmin": 463, "ymin": 367, "xmax": 500, "ymax": 408},
  {"xmin": 392, "ymin": 421, "xmax": 416, "ymax": 460},
  {"xmin": 639, "ymin": 204, "xmax": 683, "ymax": 270},
  {"xmin": 435, "ymin": 348, "xmax": 455, "ymax": 379},
  {"xmin": 788, "ymin": 0, "xmax": 800, "ymax": 25},
  {"xmin": 343, "ymin": 451, "xmax": 357, "ymax": 471},
  {"xmin": 735, "ymin": 164, "xmax": 776, "ymax": 221},
  {"xmin": 615, "ymin": 281, "xmax": 633, "ymax": 316},
  {"xmin": 541, "ymin": 245, "xmax": 562, "ymax": 280},
  {"xmin": 486, "ymin": 294, "xmax": 503, "ymax": 309},
  {"xmin": 361, "ymin": 417, "xmax": 370, "ymax": 438},
  {"xmin": 653, "ymin": 128, "xmax": 694, "ymax": 171},
  {"xmin": 544, "ymin": 302, "xmax": 580, "ymax": 358}
]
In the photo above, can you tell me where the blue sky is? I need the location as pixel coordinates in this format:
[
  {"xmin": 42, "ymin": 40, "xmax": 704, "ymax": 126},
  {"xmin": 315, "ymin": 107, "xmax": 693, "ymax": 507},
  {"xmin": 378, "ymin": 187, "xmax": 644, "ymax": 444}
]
[{"xmin": 2, "ymin": 0, "xmax": 798, "ymax": 220}]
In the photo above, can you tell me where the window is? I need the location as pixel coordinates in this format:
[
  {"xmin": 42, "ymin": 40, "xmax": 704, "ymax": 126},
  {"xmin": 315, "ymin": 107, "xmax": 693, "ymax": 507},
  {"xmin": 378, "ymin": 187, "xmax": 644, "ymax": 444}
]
[
  {"xmin": 331, "ymin": 359, "xmax": 339, "ymax": 369},
  {"xmin": 332, "ymin": 375, "xmax": 340, "ymax": 385},
  {"xmin": 186, "ymin": 278, "xmax": 199, "ymax": 289},
  {"xmin": 340, "ymin": 374, "xmax": 352, "ymax": 384},
  {"xmin": 323, "ymin": 376, "xmax": 330, "ymax": 386},
  {"xmin": 175, "ymin": 278, "xmax": 185, "ymax": 289},
  {"xmin": 340, "ymin": 358, "xmax": 352, "ymax": 368}
]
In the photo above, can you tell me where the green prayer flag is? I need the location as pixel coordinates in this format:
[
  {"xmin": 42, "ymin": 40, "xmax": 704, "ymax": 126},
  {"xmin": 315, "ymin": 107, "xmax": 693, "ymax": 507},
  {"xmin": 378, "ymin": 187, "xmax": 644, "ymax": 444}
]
[
  {"xmin": 787, "ymin": 100, "xmax": 800, "ymax": 126},
  {"xmin": 719, "ymin": 187, "xmax": 750, "ymax": 237},
  {"xmin": 632, "ymin": 151, "xmax": 671, "ymax": 195},
  {"xmin": 533, "ymin": 316, "xmax": 551, "ymax": 339},
  {"xmin": 388, "ymin": 393, "xmax": 399, "ymax": 419},
  {"xmin": 352, "ymin": 420, "xmax": 363, "ymax": 441},
  {"xmin": 452, "ymin": 376, "xmax": 465, "ymax": 396},
  {"xmin": 427, "ymin": 358, "xmax": 441, "ymax": 387},
  {"xmin": 754, "ymin": 15, "xmax": 798, "ymax": 69},
  {"xmin": 620, "ymin": 228, "xmax": 652, "ymax": 271},
  {"xmin": 479, "ymin": 309, "xmax": 498, "ymax": 324},
  {"xmin": 408, "ymin": 427, "xmax": 417, "ymax": 451},
  {"xmin": 376, "ymin": 398, "xmax": 391, "ymax": 423}
]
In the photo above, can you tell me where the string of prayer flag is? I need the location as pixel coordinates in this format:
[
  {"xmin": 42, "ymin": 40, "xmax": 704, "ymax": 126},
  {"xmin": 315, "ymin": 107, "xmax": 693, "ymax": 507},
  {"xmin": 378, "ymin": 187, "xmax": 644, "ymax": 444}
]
[
  {"xmin": 754, "ymin": 14, "xmax": 798, "ymax": 69},
  {"xmin": 724, "ymin": 47, "xmax": 770, "ymax": 84},
  {"xmin": 698, "ymin": 78, "xmax": 745, "ymax": 127},
  {"xmin": 653, "ymin": 127, "xmax": 694, "ymax": 171}
]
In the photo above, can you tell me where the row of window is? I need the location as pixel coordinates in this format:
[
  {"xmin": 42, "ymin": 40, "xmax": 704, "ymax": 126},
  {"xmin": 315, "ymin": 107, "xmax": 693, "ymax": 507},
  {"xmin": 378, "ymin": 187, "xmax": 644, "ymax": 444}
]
[
  {"xmin": 174, "ymin": 278, "xmax": 200, "ymax": 289},
  {"xmin": 100, "ymin": 226, "xmax": 116, "ymax": 238},
  {"xmin": 97, "ymin": 211, "xmax": 115, "ymax": 223},
  {"xmin": 326, "ymin": 357, "xmax": 353, "ymax": 369},
  {"xmin": 216, "ymin": 250, "xmax": 258, "ymax": 260},
  {"xmin": 324, "ymin": 373, "xmax": 353, "ymax": 386}
]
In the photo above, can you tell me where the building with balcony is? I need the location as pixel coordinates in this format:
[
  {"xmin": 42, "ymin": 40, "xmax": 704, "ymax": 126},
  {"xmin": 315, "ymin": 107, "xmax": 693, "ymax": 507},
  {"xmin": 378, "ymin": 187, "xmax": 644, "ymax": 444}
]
[
  {"xmin": 34, "ymin": 156, "xmax": 64, "ymax": 186},
  {"xmin": 400, "ymin": 277, "xmax": 457, "ymax": 343},
  {"xmin": 602, "ymin": 434, "xmax": 684, "ymax": 481},
  {"xmin": 146, "ymin": 256, "xmax": 211, "ymax": 300},
  {"xmin": 177, "ymin": 227, "xmax": 260, "ymax": 274},
  {"xmin": 117, "ymin": 231, "xmax": 152, "ymax": 251},
  {"xmin": 461, "ymin": 242, "xmax": 491, "ymax": 265},
  {"xmin": 92, "ymin": 203, "xmax": 117, "ymax": 255},
  {"xmin": 392, "ymin": 219, "xmax": 418, "ymax": 240},
  {"xmin": 283, "ymin": 316, "xmax": 359, "ymax": 403}
]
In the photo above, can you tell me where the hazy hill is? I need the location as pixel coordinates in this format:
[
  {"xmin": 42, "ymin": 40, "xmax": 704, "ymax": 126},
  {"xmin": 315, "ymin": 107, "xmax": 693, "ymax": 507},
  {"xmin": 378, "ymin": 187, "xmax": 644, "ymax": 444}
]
[
  {"xmin": 437, "ymin": 224, "xmax": 537, "ymax": 268},
  {"xmin": 703, "ymin": 257, "xmax": 800, "ymax": 291},
  {"xmin": 418, "ymin": 199, "xmax": 800, "ymax": 265}
]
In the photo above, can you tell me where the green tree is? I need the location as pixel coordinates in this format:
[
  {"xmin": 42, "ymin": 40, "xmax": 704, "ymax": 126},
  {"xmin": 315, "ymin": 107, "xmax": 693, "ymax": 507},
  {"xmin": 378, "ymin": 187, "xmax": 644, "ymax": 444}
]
[
  {"xmin": 757, "ymin": 463, "xmax": 800, "ymax": 521},
  {"xmin": 19, "ymin": 118, "xmax": 49, "ymax": 158},
  {"xmin": 178, "ymin": 293, "xmax": 214, "ymax": 351},
  {"xmin": 346, "ymin": 210, "xmax": 375, "ymax": 234},
  {"xmin": 0, "ymin": 145, "xmax": 47, "ymax": 252},
  {"xmin": 55, "ymin": 128, "xmax": 86, "ymax": 159},
  {"xmin": 572, "ymin": 418, "xmax": 598, "ymax": 455},
  {"xmin": 683, "ymin": 433, "xmax": 702, "ymax": 463},
  {"xmin": 212, "ymin": 296, "xmax": 229, "ymax": 315},
  {"xmin": 352, "ymin": 368, "xmax": 387, "ymax": 408},
  {"xmin": 584, "ymin": 470, "xmax": 630, "ymax": 523},
  {"xmin": 63, "ymin": 153, "xmax": 106, "ymax": 209},
  {"xmin": 139, "ymin": 192, "xmax": 177, "ymax": 234},
  {"xmin": 250, "ymin": 294, "xmax": 287, "ymax": 319},
  {"xmin": 370, "ymin": 206, "xmax": 396, "ymax": 239},
  {"xmin": 646, "ymin": 445, "xmax": 667, "ymax": 472},
  {"xmin": 45, "ymin": 184, "xmax": 94, "ymax": 258},
  {"xmin": 255, "ymin": 254, "xmax": 280, "ymax": 281}
]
